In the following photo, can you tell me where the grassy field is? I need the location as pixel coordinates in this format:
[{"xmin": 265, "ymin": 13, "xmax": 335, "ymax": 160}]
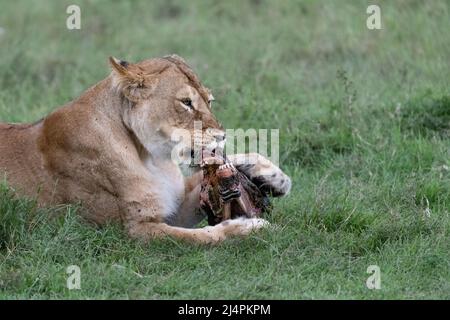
[{"xmin": 0, "ymin": 0, "xmax": 449, "ymax": 299}]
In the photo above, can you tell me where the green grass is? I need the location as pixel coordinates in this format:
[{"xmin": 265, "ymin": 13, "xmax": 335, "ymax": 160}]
[{"xmin": 0, "ymin": 0, "xmax": 449, "ymax": 299}]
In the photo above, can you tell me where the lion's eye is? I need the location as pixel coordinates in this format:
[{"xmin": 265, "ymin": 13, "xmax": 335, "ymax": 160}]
[{"xmin": 181, "ymin": 98, "xmax": 193, "ymax": 109}]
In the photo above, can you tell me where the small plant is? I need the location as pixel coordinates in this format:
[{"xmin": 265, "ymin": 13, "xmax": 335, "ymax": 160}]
[
  {"xmin": 336, "ymin": 69, "xmax": 357, "ymax": 121},
  {"xmin": 400, "ymin": 95, "xmax": 450, "ymax": 138}
]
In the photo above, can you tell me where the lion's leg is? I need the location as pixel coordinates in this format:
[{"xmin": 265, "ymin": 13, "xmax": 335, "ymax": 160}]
[
  {"xmin": 121, "ymin": 178, "xmax": 268, "ymax": 243},
  {"xmin": 126, "ymin": 217, "xmax": 267, "ymax": 244},
  {"xmin": 227, "ymin": 153, "xmax": 292, "ymax": 197},
  {"xmin": 167, "ymin": 170, "xmax": 205, "ymax": 228},
  {"xmin": 120, "ymin": 178, "xmax": 267, "ymax": 243},
  {"xmin": 168, "ymin": 183, "xmax": 205, "ymax": 228}
]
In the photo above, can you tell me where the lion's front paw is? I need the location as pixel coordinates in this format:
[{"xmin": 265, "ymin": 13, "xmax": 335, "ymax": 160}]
[
  {"xmin": 241, "ymin": 158, "xmax": 292, "ymax": 197},
  {"xmin": 228, "ymin": 153, "xmax": 292, "ymax": 197},
  {"xmin": 252, "ymin": 169, "xmax": 292, "ymax": 197},
  {"xmin": 218, "ymin": 217, "xmax": 269, "ymax": 237}
]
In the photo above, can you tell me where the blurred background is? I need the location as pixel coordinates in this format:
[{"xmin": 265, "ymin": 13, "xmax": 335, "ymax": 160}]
[{"xmin": 0, "ymin": 1, "xmax": 448, "ymax": 167}]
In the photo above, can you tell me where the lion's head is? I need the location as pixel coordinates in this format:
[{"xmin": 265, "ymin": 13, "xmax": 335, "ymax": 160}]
[{"xmin": 109, "ymin": 54, "xmax": 224, "ymax": 163}]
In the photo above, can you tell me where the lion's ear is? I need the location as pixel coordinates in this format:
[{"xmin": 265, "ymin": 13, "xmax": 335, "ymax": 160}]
[
  {"xmin": 109, "ymin": 56, "xmax": 131, "ymax": 76},
  {"xmin": 109, "ymin": 56, "xmax": 157, "ymax": 102}
]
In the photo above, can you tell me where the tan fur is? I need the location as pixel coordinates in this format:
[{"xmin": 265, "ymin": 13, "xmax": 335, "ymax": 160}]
[{"xmin": 0, "ymin": 55, "xmax": 290, "ymax": 244}]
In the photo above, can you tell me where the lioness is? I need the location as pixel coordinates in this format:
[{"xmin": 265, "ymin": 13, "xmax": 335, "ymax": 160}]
[{"xmin": 0, "ymin": 55, "xmax": 291, "ymax": 244}]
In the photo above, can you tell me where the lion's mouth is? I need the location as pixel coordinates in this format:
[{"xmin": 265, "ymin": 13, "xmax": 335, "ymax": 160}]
[
  {"xmin": 189, "ymin": 134, "xmax": 226, "ymax": 166},
  {"xmin": 190, "ymin": 147, "xmax": 216, "ymax": 157},
  {"xmin": 190, "ymin": 147, "xmax": 226, "ymax": 167}
]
